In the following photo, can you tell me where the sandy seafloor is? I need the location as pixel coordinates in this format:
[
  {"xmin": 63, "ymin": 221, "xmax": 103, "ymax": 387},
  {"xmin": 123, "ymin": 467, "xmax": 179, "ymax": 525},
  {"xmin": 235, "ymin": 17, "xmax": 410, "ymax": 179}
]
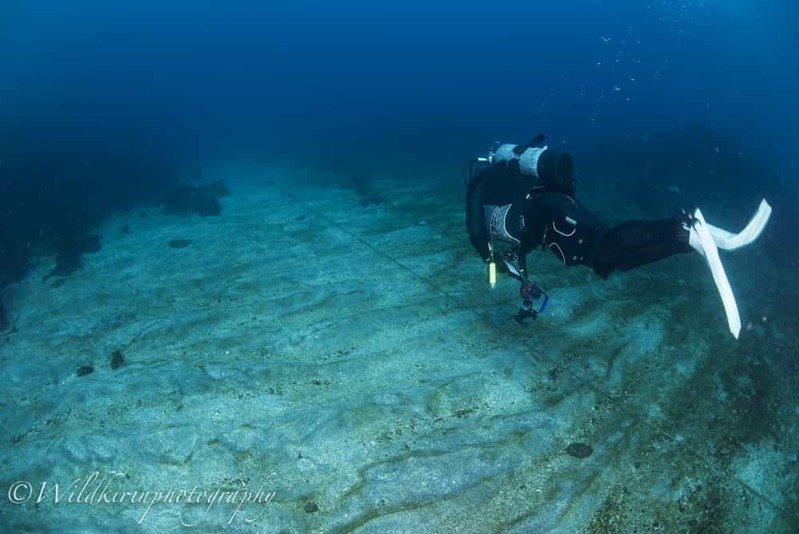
[{"xmin": 1, "ymin": 163, "xmax": 798, "ymax": 533}]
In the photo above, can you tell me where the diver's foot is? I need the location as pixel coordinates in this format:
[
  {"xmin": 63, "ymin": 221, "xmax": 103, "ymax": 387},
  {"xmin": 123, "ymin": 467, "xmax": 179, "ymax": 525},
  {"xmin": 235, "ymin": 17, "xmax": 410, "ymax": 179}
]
[{"xmin": 675, "ymin": 207, "xmax": 703, "ymax": 254}]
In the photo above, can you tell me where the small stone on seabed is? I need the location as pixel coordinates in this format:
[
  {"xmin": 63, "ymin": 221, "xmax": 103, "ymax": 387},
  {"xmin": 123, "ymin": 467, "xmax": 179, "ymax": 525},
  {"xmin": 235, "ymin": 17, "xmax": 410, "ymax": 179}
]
[
  {"xmin": 566, "ymin": 442, "xmax": 593, "ymax": 458},
  {"xmin": 76, "ymin": 365, "xmax": 95, "ymax": 377},
  {"xmin": 110, "ymin": 350, "xmax": 124, "ymax": 370}
]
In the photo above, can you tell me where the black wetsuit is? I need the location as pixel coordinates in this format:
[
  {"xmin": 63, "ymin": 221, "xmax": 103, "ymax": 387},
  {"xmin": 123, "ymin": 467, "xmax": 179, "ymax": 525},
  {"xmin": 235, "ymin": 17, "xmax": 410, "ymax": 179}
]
[{"xmin": 466, "ymin": 160, "xmax": 692, "ymax": 278}]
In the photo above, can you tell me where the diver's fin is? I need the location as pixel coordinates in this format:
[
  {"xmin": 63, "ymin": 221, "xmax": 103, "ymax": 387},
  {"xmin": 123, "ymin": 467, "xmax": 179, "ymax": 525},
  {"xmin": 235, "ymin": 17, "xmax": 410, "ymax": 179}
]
[
  {"xmin": 687, "ymin": 208, "xmax": 741, "ymax": 339},
  {"xmin": 706, "ymin": 199, "xmax": 772, "ymax": 251}
]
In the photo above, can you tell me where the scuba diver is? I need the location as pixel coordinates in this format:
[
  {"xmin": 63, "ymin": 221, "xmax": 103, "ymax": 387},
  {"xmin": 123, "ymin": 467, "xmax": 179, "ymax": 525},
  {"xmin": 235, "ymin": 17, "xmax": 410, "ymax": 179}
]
[{"xmin": 464, "ymin": 134, "xmax": 772, "ymax": 339}]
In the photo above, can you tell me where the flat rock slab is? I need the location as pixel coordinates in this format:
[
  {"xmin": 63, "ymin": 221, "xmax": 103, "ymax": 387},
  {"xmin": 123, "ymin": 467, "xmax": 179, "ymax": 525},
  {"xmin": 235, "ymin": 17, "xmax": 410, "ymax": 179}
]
[{"xmin": 1, "ymin": 165, "xmax": 797, "ymax": 532}]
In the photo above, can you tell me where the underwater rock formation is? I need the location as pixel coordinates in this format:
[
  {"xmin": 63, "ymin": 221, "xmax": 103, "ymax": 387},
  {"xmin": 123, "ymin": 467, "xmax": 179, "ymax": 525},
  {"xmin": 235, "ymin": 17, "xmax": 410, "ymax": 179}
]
[
  {"xmin": 0, "ymin": 124, "xmax": 229, "ymax": 320},
  {"xmin": 168, "ymin": 238, "xmax": 193, "ymax": 249},
  {"xmin": 345, "ymin": 173, "xmax": 387, "ymax": 206},
  {"xmin": 110, "ymin": 349, "xmax": 125, "ymax": 370},
  {"xmin": 162, "ymin": 180, "xmax": 228, "ymax": 217},
  {"xmin": 50, "ymin": 234, "xmax": 103, "ymax": 278},
  {"xmin": 566, "ymin": 442, "xmax": 594, "ymax": 459}
]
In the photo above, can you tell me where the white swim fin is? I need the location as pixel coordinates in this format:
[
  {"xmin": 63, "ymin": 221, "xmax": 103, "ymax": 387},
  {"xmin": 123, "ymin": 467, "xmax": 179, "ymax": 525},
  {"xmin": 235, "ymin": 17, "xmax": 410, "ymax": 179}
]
[
  {"xmin": 685, "ymin": 208, "xmax": 741, "ymax": 339},
  {"xmin": 683, "ymin": 200, "xmax": 772, "ymax": 339},
  {"xmin": 706, "ymin": 199, "xmax": 772, "ymax": 251}
]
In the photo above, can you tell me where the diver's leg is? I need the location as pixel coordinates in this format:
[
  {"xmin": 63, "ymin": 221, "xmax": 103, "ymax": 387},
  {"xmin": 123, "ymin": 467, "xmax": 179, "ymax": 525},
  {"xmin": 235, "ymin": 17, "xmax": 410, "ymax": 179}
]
[
  {"xmin": 591, "ymin": 216, "xmax": 692, "ymax": 278},
  {"xmin": 587, "ymin": 203, "xmax": 770, "ymax": 339}
]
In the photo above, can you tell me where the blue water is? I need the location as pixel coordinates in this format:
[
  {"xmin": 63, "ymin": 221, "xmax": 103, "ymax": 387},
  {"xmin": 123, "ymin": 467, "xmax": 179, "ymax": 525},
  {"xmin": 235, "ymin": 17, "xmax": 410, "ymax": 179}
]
[
  {"xmin": 2, "ymin": 1, "xmax": 797, "ymax": 164},
  {"xmin": 1, "ymin": 1, "xmax": 798, "ymax": 531}
]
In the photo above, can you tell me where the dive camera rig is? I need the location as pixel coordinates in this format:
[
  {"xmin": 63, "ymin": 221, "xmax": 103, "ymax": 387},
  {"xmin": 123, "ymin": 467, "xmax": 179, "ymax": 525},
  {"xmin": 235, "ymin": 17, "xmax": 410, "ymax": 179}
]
[{"xmin": 464, "ymin": 139, "xmax": 550, "ymax": 325}]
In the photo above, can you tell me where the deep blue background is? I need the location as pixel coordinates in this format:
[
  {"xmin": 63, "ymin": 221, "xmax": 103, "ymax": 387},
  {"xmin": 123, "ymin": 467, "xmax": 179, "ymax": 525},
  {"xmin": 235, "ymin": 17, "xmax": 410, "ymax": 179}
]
[
  {"xmin": 1, "ymin": 0, "xmax": 798, "ymax": 328},
  {"xmin": 1, "ymin": 0, "xmax": 797, "ymax": 171}
]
